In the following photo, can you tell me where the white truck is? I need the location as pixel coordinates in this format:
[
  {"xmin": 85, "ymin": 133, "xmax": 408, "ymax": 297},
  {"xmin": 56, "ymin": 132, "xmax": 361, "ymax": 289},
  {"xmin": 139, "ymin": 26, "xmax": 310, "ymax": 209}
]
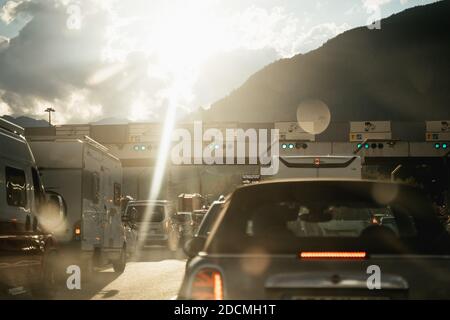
[
  {"xmin": 0, "ymin": 118, "xmax": 65, "ymax": 297},
  {"xmin": 29, "ymin": 136, "xmax": 127, "ymax": 276}
]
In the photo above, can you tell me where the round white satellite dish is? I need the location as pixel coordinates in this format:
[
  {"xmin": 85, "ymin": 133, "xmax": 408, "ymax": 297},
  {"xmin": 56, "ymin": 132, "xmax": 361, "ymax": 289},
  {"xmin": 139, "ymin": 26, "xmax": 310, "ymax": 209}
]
[{"xmin": 296, "ymin": 99, "xmax": 331, "ymax": 135}]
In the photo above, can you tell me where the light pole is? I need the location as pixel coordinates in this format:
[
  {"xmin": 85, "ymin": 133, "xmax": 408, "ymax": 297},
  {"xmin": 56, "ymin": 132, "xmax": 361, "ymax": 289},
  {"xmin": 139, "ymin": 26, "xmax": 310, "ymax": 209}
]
[{"xmin": 44, "ymin": 107, "xmax": 55, "ymax": 126}]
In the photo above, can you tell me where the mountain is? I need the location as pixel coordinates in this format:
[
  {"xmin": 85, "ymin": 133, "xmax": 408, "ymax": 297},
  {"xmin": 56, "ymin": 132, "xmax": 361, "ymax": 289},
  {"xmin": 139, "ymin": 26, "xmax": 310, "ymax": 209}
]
[
  {"xmin": 90, "ymin": 117, "xmax": 130, "ymax": 125},
  {"xmin": 1, "ymin": 115, "xmax": 49, "ymax": 127},
  {"xmin": 199, "ymin": 1, "xmax": 450, "ymax": 123}
]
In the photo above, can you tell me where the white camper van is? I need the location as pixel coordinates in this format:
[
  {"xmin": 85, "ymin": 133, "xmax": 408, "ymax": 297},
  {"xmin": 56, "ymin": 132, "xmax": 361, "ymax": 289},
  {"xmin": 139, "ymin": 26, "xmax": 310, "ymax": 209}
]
[
  {"xmin": 0, "ymin": 118, "xmax": 64, "ymax": 296},
  {"xmin": 267, "ymin": 155, "xmax": 362, "ymax": 180},
  {"xmin": 29, "ymin": 136, "xmax": 127, "ymax": 275}
]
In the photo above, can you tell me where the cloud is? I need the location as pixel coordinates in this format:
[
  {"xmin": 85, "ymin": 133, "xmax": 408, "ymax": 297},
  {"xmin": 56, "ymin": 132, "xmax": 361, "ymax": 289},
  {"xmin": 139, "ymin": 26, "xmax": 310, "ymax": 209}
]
[
  {"xmin": 0, "ymin": 0, "xmax": 172, "ymax": 123},
  {"xmin": 0, "ymin": 0, "xmax": 36, "ymax": 24},
  {"xmin": 0, "ymin": 0, "xmax": 22, "ymax": 24},
  {"xmin": 294, "ymin": 22, "xmax": 350, "ymax": 53},
  {"xmin": 0, "ymin": 0, "xmax": 378, "ymax": 124},
  {"xmin": 228, "ymin": 6, "xmax": 300, "ymax": 57},
  {"xmin": 193, "ymin": 48, "xmax": 279, "ymax": 109},
  {"xmin": 362, "ymin": 0, "xmax": 411, "ymax": 10},
  {"xmin": 0, "ymin": 1, "xmax": 109, "ymax": 122},
  {"xmin": 0, "ymin": 35, "xmax": 9, "ymax": 51},
  {"xmin": 363, "ymin": 0, "xmax": 392, "ymax": 8},
  {"xmin": 0, "ymin": 92, "xmax": 11, "ymax": 114},
  {"xmin": 0, "ymin": 1, "xmax": 304, "ymax": 123}
]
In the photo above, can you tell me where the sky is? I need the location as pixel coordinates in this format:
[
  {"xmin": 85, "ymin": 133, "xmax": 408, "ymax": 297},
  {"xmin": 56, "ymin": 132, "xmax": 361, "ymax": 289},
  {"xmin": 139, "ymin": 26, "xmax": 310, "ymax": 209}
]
[{"xmin": 0, "ymin": 0, "xmax": 440, "ymax": 124}]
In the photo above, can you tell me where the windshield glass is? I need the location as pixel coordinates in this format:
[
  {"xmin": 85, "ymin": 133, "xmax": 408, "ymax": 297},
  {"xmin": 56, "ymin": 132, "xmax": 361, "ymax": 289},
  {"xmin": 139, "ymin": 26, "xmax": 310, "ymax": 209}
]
[
  {"xmin": 209, "ymin": 181, "xmax": 448, "ymax": 254},
  {"xmin": 126, "ymin": 205, "xmax": 165, "ymax": 222},
  {"xmin": 246, "ymin": 202, "xmax": 413, "ymax": 238},
  {"xmin": 174, "ymin": 213, "xmax": 192, "ymax": 222}
]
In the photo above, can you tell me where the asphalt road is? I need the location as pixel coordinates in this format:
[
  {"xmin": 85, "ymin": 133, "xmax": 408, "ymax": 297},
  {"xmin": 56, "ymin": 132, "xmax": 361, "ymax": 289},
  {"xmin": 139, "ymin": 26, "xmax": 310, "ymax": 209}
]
[{"xmin": 54, "ymin": 247, "xmax": 186, "ymax": 300}]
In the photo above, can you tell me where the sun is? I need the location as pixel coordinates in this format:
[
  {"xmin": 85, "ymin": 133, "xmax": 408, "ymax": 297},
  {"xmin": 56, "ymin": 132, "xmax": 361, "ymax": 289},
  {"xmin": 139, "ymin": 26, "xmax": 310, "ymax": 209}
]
[
  {"xmin": 102, "ymin": 1, "xmax": 234, "ymax": 117},
  {"xmin": 138, "ymin": 2, "xmax": 228, "ymax": 73}
]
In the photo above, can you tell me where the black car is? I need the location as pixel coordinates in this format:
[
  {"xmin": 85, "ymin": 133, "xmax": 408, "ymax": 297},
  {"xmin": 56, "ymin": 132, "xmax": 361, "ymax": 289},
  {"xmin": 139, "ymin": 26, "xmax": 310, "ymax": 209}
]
[
  {"xmin": 179, "ymin": 179, "xmax": 450, "ymax": 300},
  {"xmin": 183, "ymin": 200, "xmax": 226, "ymax": 265}
]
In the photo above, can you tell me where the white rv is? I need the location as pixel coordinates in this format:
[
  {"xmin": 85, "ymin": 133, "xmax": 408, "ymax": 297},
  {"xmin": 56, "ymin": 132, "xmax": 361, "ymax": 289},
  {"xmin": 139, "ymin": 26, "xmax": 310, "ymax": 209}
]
[
  {"xmin": 266, "ymin": 155, "xmax": 362, "ymax": 180},
  {"xmin": 0, "ymin": 118, "xmax": 64, "ymax": 296},
  {"xmin": 29, "ymin": 136, "xmax": 126, "ymax": 275}
]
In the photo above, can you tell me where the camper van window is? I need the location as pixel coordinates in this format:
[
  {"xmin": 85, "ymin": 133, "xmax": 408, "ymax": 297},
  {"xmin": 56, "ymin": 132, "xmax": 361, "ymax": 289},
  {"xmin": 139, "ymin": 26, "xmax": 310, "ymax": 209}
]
[
  {"xmin": 31, "ymin": 167, "xmax": 45, "ymax": 208},
  {"xmin": 82, "ymin": 171, "xmax": 100, "ymax": 203},
  {"xmin": 114, "ymin": 183, "xmax": 121, "ymax": 206},
  {"xmin": 5, "ymin": 166, "xmax": 28, "ymax": 208}
]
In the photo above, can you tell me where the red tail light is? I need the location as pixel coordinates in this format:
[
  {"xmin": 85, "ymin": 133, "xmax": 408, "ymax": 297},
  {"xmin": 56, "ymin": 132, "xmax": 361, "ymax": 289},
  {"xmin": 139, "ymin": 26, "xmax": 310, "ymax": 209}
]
[
  {"xmin": 73, "ymin": 221, "xmax": 81, "ymax": 240},
  {"xmin": 191, "ymin": 268, "xmax": 224, "ymax": 300},
  {"xmin": 300, "ymin": 252, "xmax": 367, "ymax": 259}
]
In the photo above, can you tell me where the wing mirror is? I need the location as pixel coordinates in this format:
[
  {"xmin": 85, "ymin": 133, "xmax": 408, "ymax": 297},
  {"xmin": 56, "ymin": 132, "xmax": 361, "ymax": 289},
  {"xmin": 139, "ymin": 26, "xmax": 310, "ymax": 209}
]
[
  {"xmin": 40, "ymin": 191, "xmax": 66, "ymax": 231},
  {"xmin": 183, "ymin": 236, "xmax": 206, "ymax": 258}
]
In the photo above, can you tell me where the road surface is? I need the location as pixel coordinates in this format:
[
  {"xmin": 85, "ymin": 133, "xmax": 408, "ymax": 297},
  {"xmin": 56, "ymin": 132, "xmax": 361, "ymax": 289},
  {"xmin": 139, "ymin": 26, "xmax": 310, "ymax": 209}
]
[{"xmin": 54, "ymin": 247, "xmax": 186, "ymax": 300}]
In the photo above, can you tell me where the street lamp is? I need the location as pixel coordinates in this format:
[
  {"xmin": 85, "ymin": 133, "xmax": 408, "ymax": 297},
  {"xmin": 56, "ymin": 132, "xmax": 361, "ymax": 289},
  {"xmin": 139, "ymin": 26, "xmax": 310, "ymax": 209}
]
[{"xmin": 44, "ymin": 107, "xmax": 55, "ymax": 126}]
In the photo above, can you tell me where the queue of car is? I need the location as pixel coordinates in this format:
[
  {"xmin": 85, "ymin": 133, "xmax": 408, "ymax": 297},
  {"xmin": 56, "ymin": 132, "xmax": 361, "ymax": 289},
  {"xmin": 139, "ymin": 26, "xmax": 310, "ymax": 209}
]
[
  {"xmin": 176, "ymin": 156, "xmax": 450, "ymax": 300},
  {"xmin": 29, "ymin": 135, "xmax": 127, "ymax": 279},
  {"xmin": 1, "ymin": 118, "xmax": 154, "ymax": 297},
  {"xmin": 1, "ymin": 116, "xmax": 450, "ymax": 300}
]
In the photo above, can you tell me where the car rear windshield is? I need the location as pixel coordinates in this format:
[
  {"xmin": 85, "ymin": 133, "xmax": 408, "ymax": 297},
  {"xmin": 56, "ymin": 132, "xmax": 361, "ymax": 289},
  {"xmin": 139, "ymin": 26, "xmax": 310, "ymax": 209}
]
[
  {"xmin": 208, "ymin": 181, "xmax": 450, "ymax": 254},
  {"xmin": 127, "ymin": 205, "xmax": 165, "ymax": 222},
  {"xmin": 243, "ymin": 203, "xmax": 412, "ymax": 238},
  {"xmin": 175, "ymin": 213, "xmax": 192, "ymax": 222}
]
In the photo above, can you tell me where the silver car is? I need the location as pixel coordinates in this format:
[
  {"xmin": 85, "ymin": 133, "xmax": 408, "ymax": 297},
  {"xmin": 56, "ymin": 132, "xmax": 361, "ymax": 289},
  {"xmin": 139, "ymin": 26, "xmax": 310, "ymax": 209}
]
[{"xmin": 125, "ymin": 200, "xmax": 178, "ymax": 251}]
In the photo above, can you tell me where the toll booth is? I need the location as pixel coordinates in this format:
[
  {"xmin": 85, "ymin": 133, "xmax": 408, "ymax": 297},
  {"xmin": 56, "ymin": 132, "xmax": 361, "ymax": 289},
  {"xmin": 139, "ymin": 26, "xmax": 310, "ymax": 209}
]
[
  {"xmin": 349, "ymin": 121, "xmax": 392, "ymax": 142},
  {"xmin": 349, "ymin": 120, "xmax": 450, "ymax": 207},
  {"xmin": 275, "ymin": 121, "xmax": 315, "ymax": 142}
]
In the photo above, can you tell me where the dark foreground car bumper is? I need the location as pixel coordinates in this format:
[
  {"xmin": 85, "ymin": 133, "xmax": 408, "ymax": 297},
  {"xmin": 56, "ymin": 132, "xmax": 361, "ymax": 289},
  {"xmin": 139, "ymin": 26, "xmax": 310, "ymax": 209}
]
[{"xmin": 179, "ymin": 254, "xmax": 450, "ymax": 300}]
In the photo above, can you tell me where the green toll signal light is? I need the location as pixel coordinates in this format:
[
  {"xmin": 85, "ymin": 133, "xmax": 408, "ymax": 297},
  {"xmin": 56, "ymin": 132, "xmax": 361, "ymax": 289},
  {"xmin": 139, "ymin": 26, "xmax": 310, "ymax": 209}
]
[
  {"xmin": 434, "ymin": 143, "xmax": 441, "ymax": 150},
  {"xmin": 364, "ymin": 143, "xmax": 370, "ymax": 149},
  {"xmin": 357, "ymin": 143, "xmax": 362, "ymax": 149},
  {"xmin": 281, "ymin": 144, "xmax": 287, "ymax": 149},
  {"xmin": 288, "ymin": 143, "xmax": 294, "ymax": 149},
  {"xmin": 443, "ymin": 143, "xmax": 448, "ymax": 149}
]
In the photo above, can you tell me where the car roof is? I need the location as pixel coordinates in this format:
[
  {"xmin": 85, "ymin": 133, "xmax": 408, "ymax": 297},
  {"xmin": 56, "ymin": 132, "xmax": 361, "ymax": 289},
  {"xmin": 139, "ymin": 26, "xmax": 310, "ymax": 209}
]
[
  {"xmin": 0, "ymin": 117, "xmax": 25, "ymax": 136},
  {"xmin": 127, "ymin": 200, "xmax": 171, "ymax": 206},
  {"xmin": 236, "ymin": 178, "xmax": 410, "ymax": 190},
  {"xmin": 210, "ymin": 200, "xmax": 225, "ymax": 206}
]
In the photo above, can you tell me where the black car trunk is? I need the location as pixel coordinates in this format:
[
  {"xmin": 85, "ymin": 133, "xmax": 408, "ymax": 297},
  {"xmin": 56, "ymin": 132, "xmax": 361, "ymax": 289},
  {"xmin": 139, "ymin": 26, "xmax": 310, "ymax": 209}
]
[{"xmin": 192, "ymin": 254, "xmax": 450, "ymax": 300}]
